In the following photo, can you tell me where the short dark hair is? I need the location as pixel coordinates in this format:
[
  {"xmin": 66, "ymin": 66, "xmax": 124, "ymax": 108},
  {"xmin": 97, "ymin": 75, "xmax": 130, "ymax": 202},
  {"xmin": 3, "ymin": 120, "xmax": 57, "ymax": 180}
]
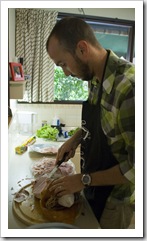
[{"xmin": 46, "ymin": 17, "xmax": 102, "ymax": 54}]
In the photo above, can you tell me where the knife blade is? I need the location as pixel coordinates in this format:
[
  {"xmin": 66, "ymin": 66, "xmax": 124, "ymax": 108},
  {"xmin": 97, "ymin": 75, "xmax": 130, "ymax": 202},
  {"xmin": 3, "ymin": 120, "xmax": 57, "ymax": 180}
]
[{"xmin": 45, "ymin": 152, "xmax": 68, "ymax": 179}]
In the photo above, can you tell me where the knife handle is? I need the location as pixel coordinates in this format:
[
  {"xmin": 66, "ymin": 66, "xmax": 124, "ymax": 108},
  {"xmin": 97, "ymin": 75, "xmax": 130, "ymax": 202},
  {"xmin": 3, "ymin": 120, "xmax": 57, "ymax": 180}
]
[{"xmin": 57, "ymin": 152, "xmax": 69, "ymax": 167}]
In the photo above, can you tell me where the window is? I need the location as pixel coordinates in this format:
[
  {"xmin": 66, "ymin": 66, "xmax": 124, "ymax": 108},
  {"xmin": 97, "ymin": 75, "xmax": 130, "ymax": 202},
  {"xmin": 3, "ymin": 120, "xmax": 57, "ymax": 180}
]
[
  {"xmin": 54, "ymin": 66, "xmax": 88, "ymax": 101},
  {"xmin": 92, "ymin": 23, "xmax": 133, "ymax": 60}
]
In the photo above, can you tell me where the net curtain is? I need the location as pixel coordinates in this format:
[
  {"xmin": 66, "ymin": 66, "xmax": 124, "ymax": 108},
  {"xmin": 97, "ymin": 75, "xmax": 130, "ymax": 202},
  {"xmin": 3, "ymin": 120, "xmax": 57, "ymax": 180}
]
[{"xmin": 15, "ymin": 9, "xmax": 58, "ymax": 102}]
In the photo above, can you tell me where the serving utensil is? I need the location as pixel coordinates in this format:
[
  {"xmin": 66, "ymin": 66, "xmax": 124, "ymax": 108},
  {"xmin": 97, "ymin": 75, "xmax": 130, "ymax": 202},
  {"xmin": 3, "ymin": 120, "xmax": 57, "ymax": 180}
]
[{"xmin": 45, "ymin": 152, "xmax": 68, "ymax": 179}]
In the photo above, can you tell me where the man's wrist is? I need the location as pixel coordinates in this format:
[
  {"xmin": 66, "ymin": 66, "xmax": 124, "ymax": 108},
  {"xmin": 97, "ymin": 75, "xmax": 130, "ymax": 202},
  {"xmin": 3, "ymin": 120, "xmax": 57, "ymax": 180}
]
[
  {"xmin": 71, "ymin": 128, "xmax": 82, "ymax": 147},
  {"xmin": 81, "ymin": 173, "xmax": 92, "ymax": 187}
]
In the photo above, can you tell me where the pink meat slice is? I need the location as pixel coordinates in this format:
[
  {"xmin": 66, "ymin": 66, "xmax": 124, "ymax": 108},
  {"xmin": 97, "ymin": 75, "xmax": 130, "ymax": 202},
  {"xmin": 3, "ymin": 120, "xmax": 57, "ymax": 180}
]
[
  {"xmin": 32, "ymin": 176, "xmax": 50, "ymax": 199},
  {"xmin": 32, "ymin": 158, "xmax": 74, "ymax": 177}
]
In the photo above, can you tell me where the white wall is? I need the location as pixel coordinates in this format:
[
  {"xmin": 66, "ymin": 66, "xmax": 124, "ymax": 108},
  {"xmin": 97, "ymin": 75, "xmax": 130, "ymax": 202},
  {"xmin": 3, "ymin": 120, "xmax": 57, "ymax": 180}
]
[
  {"xmin": 41, "ymin": 8, "xmax": 135, "ymax": 20},
  {"xmin": 9, "ymin": 8, "xmax": 15, "ymax": 62},
  {"xmin": 15, "ymin": 103, "xmax": 82, "ymax": 128}
]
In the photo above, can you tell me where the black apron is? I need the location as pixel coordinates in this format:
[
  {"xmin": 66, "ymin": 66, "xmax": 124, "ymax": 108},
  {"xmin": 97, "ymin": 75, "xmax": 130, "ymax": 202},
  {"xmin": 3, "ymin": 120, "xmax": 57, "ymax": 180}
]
[{"xmin": 81, "ymin": 71, "xmax": 118, "ymax": 222}]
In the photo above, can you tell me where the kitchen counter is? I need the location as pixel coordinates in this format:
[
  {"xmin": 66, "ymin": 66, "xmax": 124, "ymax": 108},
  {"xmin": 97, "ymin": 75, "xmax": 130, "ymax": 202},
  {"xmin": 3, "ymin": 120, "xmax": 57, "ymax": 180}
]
[{"xmin": 8, "ymin": 116, "xmax": 101, "ymax": 230}]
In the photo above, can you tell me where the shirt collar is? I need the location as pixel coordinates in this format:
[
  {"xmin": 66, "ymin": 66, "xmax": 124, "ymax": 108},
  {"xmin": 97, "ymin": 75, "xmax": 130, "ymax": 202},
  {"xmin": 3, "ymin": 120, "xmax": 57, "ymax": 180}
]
[
  {"xmin": 91, "ymin": 50, "xmax": 120, "ymax": 94},
  {"xmin": 102, "ymin": 50, "xmax": 120, "ymax": 94}
]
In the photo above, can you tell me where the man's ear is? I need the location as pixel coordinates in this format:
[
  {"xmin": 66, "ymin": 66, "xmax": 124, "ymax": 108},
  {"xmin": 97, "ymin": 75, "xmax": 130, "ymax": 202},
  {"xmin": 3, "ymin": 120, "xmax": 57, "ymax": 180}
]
[{"xmin": 76, "ymin": 40, "xmax": 89, "ymax": 58}]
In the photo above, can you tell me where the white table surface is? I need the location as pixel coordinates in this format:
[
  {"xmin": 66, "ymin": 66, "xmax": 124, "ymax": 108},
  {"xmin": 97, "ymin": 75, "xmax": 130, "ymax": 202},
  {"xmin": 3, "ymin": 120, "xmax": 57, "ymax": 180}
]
[{"xmin": 8, "ymin": 118, "xmax": 100, "ymax": 229}]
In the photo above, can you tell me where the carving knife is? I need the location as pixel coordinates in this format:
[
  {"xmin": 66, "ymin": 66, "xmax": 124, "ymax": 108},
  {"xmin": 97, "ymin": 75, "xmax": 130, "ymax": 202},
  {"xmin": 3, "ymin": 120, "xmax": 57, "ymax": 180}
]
[{"xmin": 45, "ymin": 152, "xmax": 68, "ymax": 179}]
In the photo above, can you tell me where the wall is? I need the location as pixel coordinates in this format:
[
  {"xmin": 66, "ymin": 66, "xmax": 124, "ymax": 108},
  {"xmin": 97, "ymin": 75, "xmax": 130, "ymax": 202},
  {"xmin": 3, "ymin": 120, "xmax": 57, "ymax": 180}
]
[
  {"xmin": 42, "ymin": 8, "xmax": 135, "ymax": 20},
  {"xmin": 9, "ymin": 8, "xmax": 15, "ymax": 62},
  {"xmin": 16, "ymin": 103, "xmax": 82, "ymax": 128},
  {"xmin": 9, "ymin": 8, "xmax": 135, "ymax": 127}
]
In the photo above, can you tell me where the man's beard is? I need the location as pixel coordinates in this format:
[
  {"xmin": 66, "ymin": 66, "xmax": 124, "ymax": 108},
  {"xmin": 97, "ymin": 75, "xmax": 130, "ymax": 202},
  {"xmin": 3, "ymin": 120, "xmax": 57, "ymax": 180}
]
[{"xmin": 73, "ymin": 55, "xmax": 94, "ymax": 81}]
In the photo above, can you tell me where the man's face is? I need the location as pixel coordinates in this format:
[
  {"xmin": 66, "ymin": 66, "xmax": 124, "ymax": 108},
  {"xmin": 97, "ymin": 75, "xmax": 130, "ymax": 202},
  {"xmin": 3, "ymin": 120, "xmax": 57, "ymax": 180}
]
[
  {"xmin": 48, "ymin": 36, "xmax": 94, "ymax": 81},
  {"xmin": 72, "ymin": 55, "xmax": 94, "ymax": 81}
]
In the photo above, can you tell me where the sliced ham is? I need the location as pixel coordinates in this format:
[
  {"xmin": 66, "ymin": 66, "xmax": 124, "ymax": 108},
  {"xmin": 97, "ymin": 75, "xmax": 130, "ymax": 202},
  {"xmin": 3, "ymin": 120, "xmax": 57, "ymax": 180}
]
[
  {"xmin": 39, "ymin": 146, "xmax": 58, "ymax": 154},
  {"xmin": 33, "ymin": 177, "xmax": 75, "ymax": 209},
  {"xmin": 31, "ymin": 157, "xmax": 76, "ymax": 208},
  {"xmin": 14, "ymin": 189, "xmax": 30, "ymax": 203},
  {"xmin": 32, "ymin": 176, "xmax": 51, "ymax": 199},
  {"xmin": 32, "ymin": 157, "xmax": 75, "ymax": 178}
]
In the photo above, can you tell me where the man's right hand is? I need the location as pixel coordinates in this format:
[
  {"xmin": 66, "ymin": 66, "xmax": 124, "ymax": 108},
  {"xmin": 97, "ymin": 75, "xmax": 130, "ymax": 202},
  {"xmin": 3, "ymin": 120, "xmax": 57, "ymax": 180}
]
[{"xmin": 56, "ymin": 128, "xmax": 82, "ymax": 164}]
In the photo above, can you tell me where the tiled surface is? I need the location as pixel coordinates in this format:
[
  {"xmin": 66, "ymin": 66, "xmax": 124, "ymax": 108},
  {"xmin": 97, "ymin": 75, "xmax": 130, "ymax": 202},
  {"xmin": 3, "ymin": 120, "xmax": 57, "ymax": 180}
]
[{"xmin": 11, "ymin": 101, "xmax": 82, "ymax": 128}]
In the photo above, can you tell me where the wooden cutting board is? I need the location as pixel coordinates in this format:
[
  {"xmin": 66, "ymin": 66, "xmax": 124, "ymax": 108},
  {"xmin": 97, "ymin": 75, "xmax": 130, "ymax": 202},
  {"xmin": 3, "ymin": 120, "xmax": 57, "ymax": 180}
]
[{"xmin": 12, "ymin": 183, "xmax": 82, "ymax": 226}]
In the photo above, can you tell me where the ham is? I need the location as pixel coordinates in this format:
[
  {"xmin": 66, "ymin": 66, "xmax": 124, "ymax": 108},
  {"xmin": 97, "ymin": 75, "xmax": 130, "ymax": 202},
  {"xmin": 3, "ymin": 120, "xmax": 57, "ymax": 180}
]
[
  {"xmin": 32, "ymin": 176, "xmax": 51, "ymax": 199},
  {"xmin": 32, "ymin": 157, "xmax": 75, "ymax": 177},
  {"xmin": 39, "ymin": 146, "xmax": 58, "ymax": 154},
  {"xmin": 32, "ymin": 174, "xmax": 75, "ymax": 208},
  {"xmin": 32, "ymin": 157, "xmax": 76, "ymax": 208}
]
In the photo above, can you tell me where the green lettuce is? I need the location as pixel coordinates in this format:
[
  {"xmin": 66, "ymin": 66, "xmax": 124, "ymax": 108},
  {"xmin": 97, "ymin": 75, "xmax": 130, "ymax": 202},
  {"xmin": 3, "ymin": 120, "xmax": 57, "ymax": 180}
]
[{"xmin": 36, "ymin": 125, "xmax": 59, "ymax": 141}]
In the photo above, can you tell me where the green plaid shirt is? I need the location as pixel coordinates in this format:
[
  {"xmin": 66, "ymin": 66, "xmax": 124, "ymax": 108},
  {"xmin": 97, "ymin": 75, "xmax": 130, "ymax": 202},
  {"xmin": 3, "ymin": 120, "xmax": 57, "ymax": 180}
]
[{"xmin": 88, "ymin": 50, "xmax": 135, "ymax": 203}]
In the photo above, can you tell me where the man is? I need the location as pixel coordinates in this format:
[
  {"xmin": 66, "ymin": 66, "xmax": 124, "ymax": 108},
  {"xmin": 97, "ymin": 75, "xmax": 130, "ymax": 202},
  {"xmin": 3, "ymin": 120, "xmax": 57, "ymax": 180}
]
[{"xmin": 46, "ymin": 17, "xmax": 135, "ymax": 229}]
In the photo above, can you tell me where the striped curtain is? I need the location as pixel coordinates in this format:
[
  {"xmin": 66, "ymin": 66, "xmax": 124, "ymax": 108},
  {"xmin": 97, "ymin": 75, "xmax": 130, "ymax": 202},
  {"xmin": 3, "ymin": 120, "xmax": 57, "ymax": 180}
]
[{"xmin": 15, "ymin": 9, "xmax": 58, "ymax": 102}]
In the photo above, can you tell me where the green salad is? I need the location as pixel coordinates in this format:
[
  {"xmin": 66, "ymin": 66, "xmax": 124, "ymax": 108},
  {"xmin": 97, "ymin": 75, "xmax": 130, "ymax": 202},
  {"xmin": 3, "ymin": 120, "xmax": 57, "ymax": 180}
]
[{"xmin": 36, "ymin": 125, "xmax": 59, "ymax": 141}]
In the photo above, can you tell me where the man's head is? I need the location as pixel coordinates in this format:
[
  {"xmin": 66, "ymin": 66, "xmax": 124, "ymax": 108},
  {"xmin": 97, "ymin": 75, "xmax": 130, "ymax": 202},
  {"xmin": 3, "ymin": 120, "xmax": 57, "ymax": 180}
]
[
  {"xmin": 46, "ymin": 17, "xmax": 100, "ymax": 54},
  {"xmin": 46, "ymin": 17, "xmax": 102, "ymax": 81}
]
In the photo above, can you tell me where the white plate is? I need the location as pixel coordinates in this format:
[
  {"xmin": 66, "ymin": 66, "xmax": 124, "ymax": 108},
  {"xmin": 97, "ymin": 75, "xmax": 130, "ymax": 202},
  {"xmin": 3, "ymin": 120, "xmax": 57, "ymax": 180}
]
[{"xmin": 29, "ymin": 143, "xmax": 59, "ymax": 154}]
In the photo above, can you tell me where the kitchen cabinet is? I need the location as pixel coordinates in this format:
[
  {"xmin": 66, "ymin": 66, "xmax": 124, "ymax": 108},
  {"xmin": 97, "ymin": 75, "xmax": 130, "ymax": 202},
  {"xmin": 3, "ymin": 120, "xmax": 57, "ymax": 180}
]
[
  {"xmin": 9, "ymin": 80, "xmax": 27, "ymax": 99},
  {"xmin": 7, "ymin": 114, "xmax": 101, "ymax": 232}
]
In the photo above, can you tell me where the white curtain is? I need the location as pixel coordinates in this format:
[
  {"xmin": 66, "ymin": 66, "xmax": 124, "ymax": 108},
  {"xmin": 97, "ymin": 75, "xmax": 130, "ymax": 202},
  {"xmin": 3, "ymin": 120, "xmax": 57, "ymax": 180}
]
[{"xmin": 15, "ymin": 9, "xmax": 58, "ymax": 102}]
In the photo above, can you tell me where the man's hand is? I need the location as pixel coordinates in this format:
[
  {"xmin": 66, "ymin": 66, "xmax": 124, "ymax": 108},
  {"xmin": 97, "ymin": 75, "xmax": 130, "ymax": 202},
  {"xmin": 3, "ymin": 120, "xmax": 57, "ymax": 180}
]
[
  {"xmin": 49, "ymin": 173, "xmax": 84, "ymax": 197},
  {"xmin": 56, "ymin": 128, "xmax": 82, "ymax": 164}
]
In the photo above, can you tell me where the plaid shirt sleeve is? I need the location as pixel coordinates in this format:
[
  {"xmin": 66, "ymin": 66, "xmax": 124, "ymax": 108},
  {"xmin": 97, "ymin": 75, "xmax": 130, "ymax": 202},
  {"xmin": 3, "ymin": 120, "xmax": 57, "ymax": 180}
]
[
  {"xmin": 102, "ymin": 63, "xmax": 135, "ymax": 185},
  {"xmin": 117, "ymin": 74, "xmax": 135, "ymax": 185}
]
